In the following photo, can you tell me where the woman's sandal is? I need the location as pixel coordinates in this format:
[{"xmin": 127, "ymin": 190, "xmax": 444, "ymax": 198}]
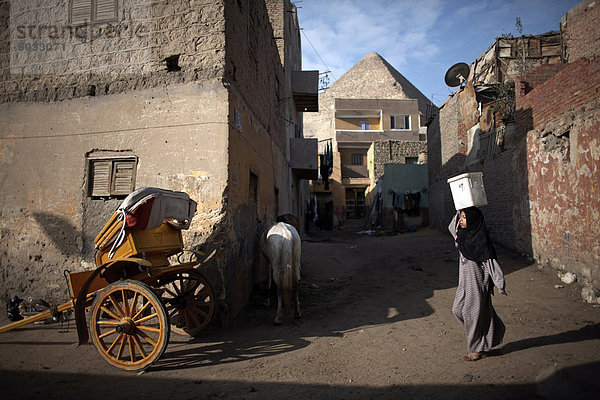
[{"xmin": 463, "ymin": 352, "xmax": 487, "ymax": 361}]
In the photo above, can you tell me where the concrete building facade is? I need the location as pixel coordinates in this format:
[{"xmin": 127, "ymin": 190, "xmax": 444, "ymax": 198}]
[{"xmin": 0, "ymin": 0, "xmax": 318, "ymax": 323}]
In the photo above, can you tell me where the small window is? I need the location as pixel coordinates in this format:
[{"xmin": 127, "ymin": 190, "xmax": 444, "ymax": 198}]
[
  {"xmin": 87, "ymin": 156, "xmax": 137, "ymax": 197},
  {"xmin": 70, "ymin": 0, "xmax": 118, "ymax": 25},
  {"xmin": 390, "ymin": 115, "xmax": 411, "ymax": 130},
  {"xmin": 351, "ymin": 153, "xmax": 364, "ymax": 165},
  {"xmin": 405, "ymin": 157, "xmax": 418, "ymax": 165},
  {"xmin": 359, "ymin": 121, "xmax": 370, "ymax": 130}
]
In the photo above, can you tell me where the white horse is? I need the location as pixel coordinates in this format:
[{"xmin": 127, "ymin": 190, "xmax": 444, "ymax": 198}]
[{"xmin": 260, "ymin": 222, "xmax": 301, "ymax": 325}]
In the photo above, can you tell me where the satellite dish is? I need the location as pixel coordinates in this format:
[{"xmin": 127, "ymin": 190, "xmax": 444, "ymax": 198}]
[{"xmin": 444, "ymin": 62, "xmax": 470, "ymax": 87}]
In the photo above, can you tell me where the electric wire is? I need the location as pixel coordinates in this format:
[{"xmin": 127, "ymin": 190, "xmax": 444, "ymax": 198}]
[{"xmin": 300, "ymin": 29, "xmax": 336, "ymax": 82}]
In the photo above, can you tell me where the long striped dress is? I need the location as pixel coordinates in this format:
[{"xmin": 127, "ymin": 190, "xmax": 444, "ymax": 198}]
[{"xmin": 449, "ymin": 217, "xmax": 506, "ymax": 353}]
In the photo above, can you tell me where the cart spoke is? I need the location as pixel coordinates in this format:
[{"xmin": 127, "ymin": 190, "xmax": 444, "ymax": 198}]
[
  {"xmin": 96, "ymin": 320, "xmax": 120, "ymax": 326},
  {"xmin": 130, "ymin": 291, "xmax": 139, "ymax": 315},
  {"xmin": 184, "ymin": 309, "xmax": 191, "ymax": 330},
  {"xmin": 117, "ymin": 334, "xmax": 126, "ymax": 360},
  {"xmin": 129, "ymin": 336, "xmax": 136, "ymax": 363},
  {"xmin": 174, "ymin": 279, "xmax": 183, "ymax": 295},
  {"xmin": 136, "ymin": 327, "xmax": 158, "ymax": 346},
  {"xmin": 100, "ymin": 305, "xmax": 122, "ymax": 322},
  {"xmin": 162, "ymin": 287, "xmax": 178, "ymax": 298},
  {"xmin": 164, "ymin": 303, "xmax": 176, "ymax": 312},
  {"xmin": 99, "ymin": 328, "xmax": 117, "ymax": 339},
  {"xmin": 197, "ymin": 287, "xmax": 210, "ymax": 299},
  {"xmin": 107, "ymin": 333, "xmax": 124, "ymax": 355},
  {"xmin": 131, "ymin": 333, "xmax": 148, "ymax": 358},
  {"xmin": 189, "ymin": 308, "xmax": 201, "ymax": 328},
  {"xmin": 189, "ymin": 303, "xmax": 209, "ymax": 319},
  {"xmin": 135, "ymin": 312, "xmax": 158, "ymax": 324},
  {"xmin": 136, "ymin": 325, "xmax": 161, "ymax": 333},
  {"xmin": 132, "ymin": 300, "xmax": 152, "ymax": 320},
  {"xmin": 122, "ymin": 289, "xmax": 130, "ymax": 317},
  {"xmin": 109, "ymin": 293, "xmax": 126, "ymax": 318}
]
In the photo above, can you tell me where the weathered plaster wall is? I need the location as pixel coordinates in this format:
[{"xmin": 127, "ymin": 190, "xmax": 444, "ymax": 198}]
[
  {"xmin": 216, "ymin": 0, "xmax": 289, "ymax": 320},
  {"xmin": 1, "ymin": 0, "xmax": 226, "ymax": 103},
  {"xmin": 517, "ymin": 58, "xmax": 600, "ymax": 289},
  {"xmin": 0, "ymin": 81, "xmax": 229, "ymax": 301}
]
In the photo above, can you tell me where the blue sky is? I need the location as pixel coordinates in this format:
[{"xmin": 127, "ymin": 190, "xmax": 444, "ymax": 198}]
[{"xmin": 297, "ymin": 0, "xmax": 581, "ymax": 106}]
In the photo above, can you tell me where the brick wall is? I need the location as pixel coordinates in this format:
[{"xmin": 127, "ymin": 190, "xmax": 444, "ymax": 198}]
[
  {"xmin": 516, "ymin": 58, "xmax": 600, "ymax": 134},
  {"xmin": 517, "ymin": 57, "xmax": 600, "ymax": 288},
  {"xmin": 562, "ymin": 0, "xmax": 600, "ymax": 62},
  {"xmin": 429, "ymin": 87, "xmax": 531, "ymax": 254},
  {"xmin": 518, "ymin": 64, "xmax": 567, "ymax": 94}
]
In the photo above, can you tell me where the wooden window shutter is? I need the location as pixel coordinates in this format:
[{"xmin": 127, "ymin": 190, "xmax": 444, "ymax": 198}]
[
  {"xmin": 90, "ymin": 160, "xmax": 111, "ymax": 197},
  {"xmin": 112, "ymin": 160, "xmax": 136, "ymax": 196},
  {"xmin": 71, "ymin": 0, "xmax": 92, "ymax": 25},
  {"xmin": 96, "ymin": 0, "xmax": 117, "ymax": 22}
]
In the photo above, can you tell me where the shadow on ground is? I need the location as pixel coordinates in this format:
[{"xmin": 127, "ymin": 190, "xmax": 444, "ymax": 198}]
[{"xmin": 1, "ymin": 362, "xmax": 599, "ymax": 400}]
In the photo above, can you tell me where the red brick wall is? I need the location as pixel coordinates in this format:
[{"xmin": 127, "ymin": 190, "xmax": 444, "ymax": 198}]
[
  {"xmin": 517, "ymin": 57, "xmax": 600, "ymax": 287},
  {"xmin": 517, "ymin": 64, "xmax": 567, "ymax": 94},
  {"xmin": 516, "ymin": 58, "xmax": 600, "ymax": 134},
  {"xmin": 562, "ymin": 0, "xmax": 600, "ymax": 62}
]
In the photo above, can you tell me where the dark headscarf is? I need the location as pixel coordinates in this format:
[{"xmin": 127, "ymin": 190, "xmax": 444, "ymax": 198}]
[{"xmin": 457, "ymin": 207, "xmax": 497, "ymax": 262}]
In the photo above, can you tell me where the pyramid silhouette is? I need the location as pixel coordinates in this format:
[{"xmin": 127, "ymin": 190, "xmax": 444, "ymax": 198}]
[{"xmin": 322, "ymin": 52, "xmax": 433, "ymax": 116}]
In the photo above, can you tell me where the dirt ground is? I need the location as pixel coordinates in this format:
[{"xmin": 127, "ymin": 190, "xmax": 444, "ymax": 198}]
[{"xmin": 1, "ymin": 222, "xmax": 599, "ymax": 400}]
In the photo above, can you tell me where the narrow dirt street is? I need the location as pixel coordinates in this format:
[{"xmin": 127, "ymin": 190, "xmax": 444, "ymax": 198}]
[{"xmin": 1, "ymin": 224, "xmax": 599, "ymax": 399}]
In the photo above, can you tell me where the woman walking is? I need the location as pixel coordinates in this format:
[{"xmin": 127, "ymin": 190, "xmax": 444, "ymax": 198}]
[{"xmin": 449, "ymin": 207, "xmax": 506, "ymax": 361}]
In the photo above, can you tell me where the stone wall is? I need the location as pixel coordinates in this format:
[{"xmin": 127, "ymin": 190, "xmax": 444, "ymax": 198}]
[
  {"xmin": 0, "ymin": 0, "xmax": 297, "ymax": 324},
  {"xmin": 1, "ymin": 0, "xmax": 226, "ymax": 103},
  {"xmin": 372, "ymin": 140, "xmax": 427, "ymax": 180}
]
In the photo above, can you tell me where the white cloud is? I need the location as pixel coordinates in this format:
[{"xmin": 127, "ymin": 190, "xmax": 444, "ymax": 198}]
[
  {"xmin": 299, "ymin": 0, "xmax": 443, "ymax": 81},
  {"xmin": 297, "ymin": 0, "xmax": 580, "ymax": 105}
]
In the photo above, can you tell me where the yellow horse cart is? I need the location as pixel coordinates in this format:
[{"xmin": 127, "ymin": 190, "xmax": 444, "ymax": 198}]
[{"xmin": 1, "ymin": 188, "xmax": 216, "ymax": 372}]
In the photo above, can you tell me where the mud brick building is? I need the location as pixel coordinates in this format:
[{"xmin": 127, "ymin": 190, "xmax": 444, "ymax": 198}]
[
  {"xmin": 428, "ymin": 0, "xmax": 600, "ymax": 301},
  {"xmin": 0, "ymin": 0, "xmax": 318, "ymax": 323}
]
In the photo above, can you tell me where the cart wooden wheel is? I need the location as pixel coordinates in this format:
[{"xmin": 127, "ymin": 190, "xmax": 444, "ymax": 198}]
[
  {"xmin": 156, "ymin": 270, "xmax": 215, "ymax": 336},
  {"xmin": 89, "ymin": 280, "xmax": 170, "ymax": 371}
]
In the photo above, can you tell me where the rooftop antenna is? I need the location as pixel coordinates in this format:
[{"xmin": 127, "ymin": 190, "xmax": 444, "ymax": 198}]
[{"xmin": 444, "ymin": 62, "xmax": 470, "ymax": 87}]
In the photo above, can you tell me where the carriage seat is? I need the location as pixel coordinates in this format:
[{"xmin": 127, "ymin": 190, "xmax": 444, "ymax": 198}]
[{"xmin": 94, "ymin": 187, "xmax": 197, "ymax": 260}]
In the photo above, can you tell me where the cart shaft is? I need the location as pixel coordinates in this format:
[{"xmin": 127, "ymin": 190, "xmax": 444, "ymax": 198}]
[{"xmin": 0, "ymin": 297, "xmax": 86, "ymax": 333}]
